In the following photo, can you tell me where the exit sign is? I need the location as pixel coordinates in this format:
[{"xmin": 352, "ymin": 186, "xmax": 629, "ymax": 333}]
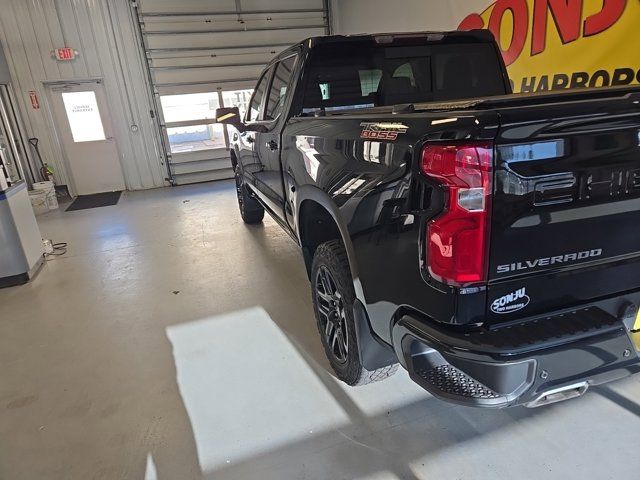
[{"xmin": 53, "ymin": 48, "xmax": 76, "ymax": 61}]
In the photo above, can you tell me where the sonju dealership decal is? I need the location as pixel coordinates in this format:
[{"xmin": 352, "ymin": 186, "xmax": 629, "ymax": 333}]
[
  {"xmin": 491, "ymin": 288, "xmax": 531, "ymax": 314},
  {"xmin": 459, "ymin": 0, "xmax": 640, "ymax": 93}
]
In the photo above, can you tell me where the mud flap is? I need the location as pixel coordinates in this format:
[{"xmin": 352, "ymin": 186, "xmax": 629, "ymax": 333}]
[{"xmin": 353, "ymin": 299, "xmax": 398, "ymax": 371}]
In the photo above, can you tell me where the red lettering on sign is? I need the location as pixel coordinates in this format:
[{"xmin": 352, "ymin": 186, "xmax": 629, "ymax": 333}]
[
  {"xmin": 54, "ymin": 47, "xmax": 76, "ymax": 61},
  {"xmin": 584, "ymin": 0, "xmax": 626, "ymax": 36},
  {"xmin": 459, "ymin": 0, "xmax": 627, "ymax": 64},
  {"xmin": 28, "ymin": 91, "xmax": 39, "ymax": 110},
  {"xmin": 487, "ymin": 0, "xmax": 529, "ymax": 66},
  {"xmin": 458, "ymin": 13, "xmax": 486, "ymax": 30},
  {"xmin": 531, "ymin": 0, "xmax": 582, "ymax": 55}
]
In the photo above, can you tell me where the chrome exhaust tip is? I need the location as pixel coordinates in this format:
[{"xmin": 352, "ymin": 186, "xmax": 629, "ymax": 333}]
[{"xmin": 525, "ymin": 382, "xmax": 589, "ymax": 408}]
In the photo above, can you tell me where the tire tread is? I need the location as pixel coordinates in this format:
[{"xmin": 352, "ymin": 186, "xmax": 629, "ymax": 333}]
[{"xmin": 312, "ymin": 240, "xmax": 397, "ymax": 386}]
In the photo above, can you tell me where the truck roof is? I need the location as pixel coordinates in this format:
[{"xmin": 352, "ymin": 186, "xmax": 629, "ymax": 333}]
[
  {"xmin": 303, "ymin": 29, "xmax": 495, "ymax": 47},
  {"xmin": 272, "ymin": 29, "xmax": 496, "ymax": 62}
]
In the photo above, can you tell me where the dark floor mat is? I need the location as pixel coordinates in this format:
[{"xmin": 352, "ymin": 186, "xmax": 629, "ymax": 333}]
[{"xmin": 66, "ymin": 191, "xmax": 122, "ymax": 211}]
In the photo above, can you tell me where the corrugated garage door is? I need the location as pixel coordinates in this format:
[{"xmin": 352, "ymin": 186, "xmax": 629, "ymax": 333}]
[{"xmin": 132, "ymin": 0, "xmax": 330, "ymax": 185}]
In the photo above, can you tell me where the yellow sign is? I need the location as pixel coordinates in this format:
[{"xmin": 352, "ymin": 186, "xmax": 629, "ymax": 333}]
[{"xmin": 458, "ymin": 0, "xmax": 640, "ymax": 93}]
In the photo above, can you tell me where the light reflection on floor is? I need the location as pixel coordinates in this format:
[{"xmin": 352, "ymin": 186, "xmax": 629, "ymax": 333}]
[
  {"xmin": 166, "ymin": 307, "xmax": 353, "ymax": 473},
  {"xmin": 164, "ymin": 306, "xmax": 441, "ymax": 479}
]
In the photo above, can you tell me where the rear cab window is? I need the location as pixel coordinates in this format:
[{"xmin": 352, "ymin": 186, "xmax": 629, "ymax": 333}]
[{"xmin": 301, "ymin": 41, "xmax": 506, "ymax": 114}]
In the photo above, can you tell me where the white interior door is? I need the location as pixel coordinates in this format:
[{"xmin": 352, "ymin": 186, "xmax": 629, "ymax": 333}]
[{"xmin": 48, "ymin": 81, "xmax": 125, "ymax": 195}]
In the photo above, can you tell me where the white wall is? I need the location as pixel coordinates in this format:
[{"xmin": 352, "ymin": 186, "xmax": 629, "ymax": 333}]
[
  {"xmin": 331, "ymin": 0, "xmax": 489, "ymax": 34},
  {"xmin": 0, "ymin": 0, "xmax": 166, "ymax": 192}
]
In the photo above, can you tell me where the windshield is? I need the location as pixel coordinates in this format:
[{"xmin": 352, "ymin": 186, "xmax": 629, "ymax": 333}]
[{"xmin": 301, "ymin": 42, "xmax": 507, "ymax": 114}]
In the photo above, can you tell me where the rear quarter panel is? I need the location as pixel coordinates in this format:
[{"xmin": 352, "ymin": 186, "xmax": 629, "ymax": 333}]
[{"xmin": 281, "ymin": 112, "xmax": 499, "ymax": 342}]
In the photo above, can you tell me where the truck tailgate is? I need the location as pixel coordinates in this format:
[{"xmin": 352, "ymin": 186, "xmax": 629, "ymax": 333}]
[{"xmin": 487, "ymin": 89, "xmax": 640, "ymax": 322}]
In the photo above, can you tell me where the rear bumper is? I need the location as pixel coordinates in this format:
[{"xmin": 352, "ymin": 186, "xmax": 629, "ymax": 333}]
[{"xmin": 392, "ymin": 306, "xmax": 640, "ymax": 408}]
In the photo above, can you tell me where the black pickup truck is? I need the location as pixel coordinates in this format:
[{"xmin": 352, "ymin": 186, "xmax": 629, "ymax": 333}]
[{"xmin": 216, "ymin": 30, "xmax": 640, "ymax": 408}]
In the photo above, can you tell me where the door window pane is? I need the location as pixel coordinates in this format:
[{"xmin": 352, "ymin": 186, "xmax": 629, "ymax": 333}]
[
  {"xmin": 160, "ymin": 93, "xmax": 226, "ymax": 152},
  {"xmin": 393, "ymin": 63, "xmax": 416, "ymax": 86},
  {"xmin": 265, "ymin": 56, "xmax": 297, "ymax": 121},
  {"xmin": 167, "ymin": 124, "xmax": 225, "ymax": 153},
  {"xmin": 160, "ymin": 93, "xmax": 220, "ymax": 123},
  {"xmin": 61, "ymin": 91, "xmax": 106, "ymax": 143},
  {"xmin": 247, "ymin": 68, "xmax": 271, "ymax": 121},
  {"xmin": 359, "ymin": 69, "xmax": 382, "ymax": 96}
]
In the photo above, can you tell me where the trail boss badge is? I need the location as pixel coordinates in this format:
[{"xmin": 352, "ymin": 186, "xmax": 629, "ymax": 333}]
[{"xmin": 360, "ymin": 122, "xmax": 408, "ymax": 140}]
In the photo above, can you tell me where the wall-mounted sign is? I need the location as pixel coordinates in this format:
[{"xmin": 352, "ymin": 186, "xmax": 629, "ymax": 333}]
[
  {"xmin": 28, "ymin": 91, "xmax": 39, "ymax": 109},
  {"xmin": 459, "ymin": 0, "xmax": 639, "ymax": 93},
  {"xmin": 53, "ymin": 47, "xmax": 77, "ymax": 61}
]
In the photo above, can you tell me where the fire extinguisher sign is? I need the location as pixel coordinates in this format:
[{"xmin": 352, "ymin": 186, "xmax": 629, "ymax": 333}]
[{"xmin": 28, "ymin": 91, "xmax": 40, "ymax": 110}]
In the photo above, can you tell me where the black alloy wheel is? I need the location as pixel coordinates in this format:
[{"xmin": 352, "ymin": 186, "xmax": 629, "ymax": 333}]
[
  {"xmin": 311, "ymin": 240, "xmax": 399, "ymax": 385},
  {"xmin": 234, "ymin": 167, "xmax": 264, "ymax": 224},
  {"xmin": 315, "ymin": 265, "xmax": 349, "ymax": 364}
]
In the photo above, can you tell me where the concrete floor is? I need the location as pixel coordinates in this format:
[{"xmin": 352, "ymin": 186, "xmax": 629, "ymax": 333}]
[{"xmin": 1, "ymin": 181, "xmax": 640, "ymax": 480}]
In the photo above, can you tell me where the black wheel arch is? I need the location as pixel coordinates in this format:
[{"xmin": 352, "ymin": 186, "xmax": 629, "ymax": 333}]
[
  {"xmin": 295, "ymin": 186, "xmax": 397, "ymax": 370},
  {"xmin": 295, "ymin": 186, "xmax": 360, "ymax": 287}
]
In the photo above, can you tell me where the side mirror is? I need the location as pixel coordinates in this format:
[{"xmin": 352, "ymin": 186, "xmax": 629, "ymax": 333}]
[{"xmin": 215, "ymin": 107, "xmax": 245, "ymax": 132}]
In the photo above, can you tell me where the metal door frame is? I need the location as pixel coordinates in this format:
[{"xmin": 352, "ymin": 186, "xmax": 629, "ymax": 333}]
[
  {"xmin": 128, "ymin": 1, "xmax": 173, "ymax": 185},
  {"xmin": 44, "ymin": 78, "xmax": 126, "ymax": 196}
]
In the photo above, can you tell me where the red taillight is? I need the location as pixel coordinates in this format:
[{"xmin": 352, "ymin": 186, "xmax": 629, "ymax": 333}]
[{"xmin": 421, "ymin": 142, "xmax": 493, "ymax": 286}]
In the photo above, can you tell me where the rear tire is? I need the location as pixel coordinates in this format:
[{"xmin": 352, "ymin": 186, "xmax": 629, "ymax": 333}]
[
  {"xmin": 311, "ymin": 240, "xmax": 398, "ymax": 385},
  {"xmin": 235, "ymin": 167, "xmax": 264, "ymax": 224}
]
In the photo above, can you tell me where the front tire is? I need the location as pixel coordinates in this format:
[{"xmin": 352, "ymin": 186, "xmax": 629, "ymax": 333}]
[
  {"xmin": 235, "ymin": 167, "xmax": 264, "ymax": 224},
  {"xmin": 311, "ymin": 240, "xmax": 398, "ymax": 385}
]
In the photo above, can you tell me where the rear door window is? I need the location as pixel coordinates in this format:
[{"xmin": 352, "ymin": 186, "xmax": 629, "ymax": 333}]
[
  {"xmin": 247, "ymin": 67, "xmax": 272, "ymax": 122},
  {"xmin": 265, "ymin": 55, "xmax": 297, "ymax": 121}
]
